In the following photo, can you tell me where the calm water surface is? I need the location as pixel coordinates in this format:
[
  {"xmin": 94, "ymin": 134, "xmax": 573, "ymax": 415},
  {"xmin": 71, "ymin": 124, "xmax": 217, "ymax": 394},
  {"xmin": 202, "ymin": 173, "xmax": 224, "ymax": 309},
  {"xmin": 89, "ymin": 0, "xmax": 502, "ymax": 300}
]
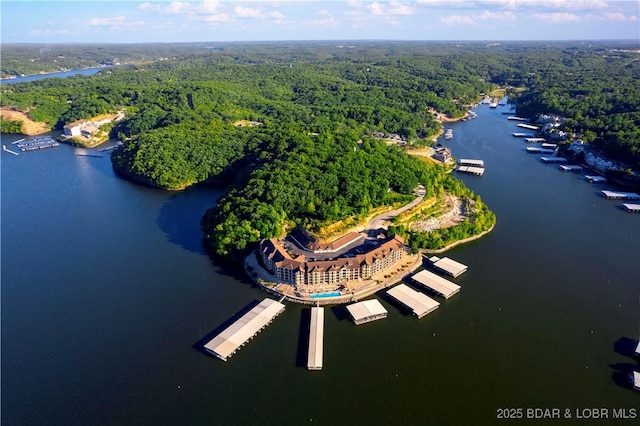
[
  {"xmin": 0, "ymin": 67, "xmax": 105, "ymax": 85},
  {"xmin": 2, "ymin": 104, "xmax": 639, "ymax": 425}
]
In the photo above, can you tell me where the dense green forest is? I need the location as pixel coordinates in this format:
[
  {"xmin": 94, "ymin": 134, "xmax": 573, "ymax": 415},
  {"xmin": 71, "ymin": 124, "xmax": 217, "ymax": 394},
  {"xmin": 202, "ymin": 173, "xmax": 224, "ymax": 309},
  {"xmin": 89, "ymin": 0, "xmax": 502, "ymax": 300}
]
[{"xmin": 1, "ymin": 41, "xmax": 638, "ymax": 257}]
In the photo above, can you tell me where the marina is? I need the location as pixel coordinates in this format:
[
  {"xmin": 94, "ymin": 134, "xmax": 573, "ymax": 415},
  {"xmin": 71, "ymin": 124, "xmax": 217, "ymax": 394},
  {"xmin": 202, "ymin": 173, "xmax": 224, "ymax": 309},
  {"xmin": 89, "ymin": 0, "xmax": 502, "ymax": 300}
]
[
  {"xmin": 601, "ymin": 190, "xmax": 640, "ymax": 200},
  {"xmin": 386, "ymin": 284, "xmax": 440, "ymax": 319},
  {"xmin": 585, "ymin": 175, "xmax": 607, "ymax": 183},
  {"xmin": 203, "ymin": 298, "xmax": 285, "ymax": 362},
  {"xmin": 15, "ymin": 136, "xmax": 59, "ymax": 152},
  {"xmin": 526, "ymin": 147, "xmax": 555, "ymax": 154},
  {"xmin": 540, "ymin": 156, "xmax": 568, "ymax": 163},
  {"xmin": 558, "ymin": 165, "xmax": 583, "ymax": 172},
  {"xmin": 429, "ymin": 256, "xmax": 468, "ymax": 278},
  {"xmin": 307, "ymin": 307, "xmax": 324, "ymax": 371},
  {"xmin": 346, "ymin": 299, "xmax": 388, "ymax": 325},
  {"xmin": 622, "ymin": 203, "xmax": 640, "ymax": 213},
  {"xmin": 456, "ymin": 165, "xmax": 485, "ymax": 176},
  {"xmin": 411, "ymin": 270, "xmax": 461, "ymax": 299},
  {"xmin": 445, "ymin": 129, "xmax": 453, "ymax": 140}
]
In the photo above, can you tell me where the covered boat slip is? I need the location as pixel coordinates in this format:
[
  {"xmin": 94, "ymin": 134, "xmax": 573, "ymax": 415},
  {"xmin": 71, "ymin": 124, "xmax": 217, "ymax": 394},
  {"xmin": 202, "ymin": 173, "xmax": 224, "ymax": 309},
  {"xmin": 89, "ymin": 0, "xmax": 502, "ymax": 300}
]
[
  {"xmin": 307, "ymin": 307, "xmax": 324, "ymax": 370},
  {"xmin": 346, "ymin": 299, "xmax": 388, "ymax": 325},
  {"xmin": 387, "ymin": 284, "xmax": 439, "ymax": 319},
  {"xmin": 457, "ymin": 158, "xmax": 484, "ymax": 167},
  {"xmin": 412, "ymin": 270, "xmax": 461, "ymax": 299},
  {"xmin": 204, "ymin": 298, "xmax": 286, "ymax": 361},
  {"xmin": 456, "ymin": 165, "xmax": 485, "ymax": 176},
  {"xmin": 601, "ymin": 190, "xmax": 640, "ymax": 200},
  {"xmin": 428, "ymin": 256, "xmax": 468, "ymax": 278}
]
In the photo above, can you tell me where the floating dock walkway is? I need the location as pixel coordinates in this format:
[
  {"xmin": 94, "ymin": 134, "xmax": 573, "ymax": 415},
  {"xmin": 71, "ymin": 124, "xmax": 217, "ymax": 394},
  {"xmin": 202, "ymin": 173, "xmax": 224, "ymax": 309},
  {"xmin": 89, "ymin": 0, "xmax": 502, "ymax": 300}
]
[
  {"xmin": 387, "ymin": 284, "xmax": 439, "ymax": 319},
  {"xmin": 428, "ymin": 256, "xmax": 468, "ymax": 278},
  {"xmin": 507, "ymin": 116, "xmax": 530, "ymax": 122},
  {"xmin": 346, "ymin": 299, "xmax": 388, "ymax": 325},
  {"xmin": 524, "ymin": 137, "xmax": 546, "ymax": 143},
  {"xmin": 512, "ymin": 132, "xmax": 533, "ymax": 138},
  {"xmin": 623, "ymin": 203, "xmax": 640, "ymax": 213},
  {"xmin": 3, "ymin": 145, "xmax": 19, "ymax": 155},
  {"xmin": 204, "ymin": 298, "xmax": 285, "ymax": 362},
  {"xmin": 411, "ymin": 270, "xmax": 461, "ymax": 299},
  {"xmin": 307, "ymin": 307, "xmax": 324, "ymax": 371},
  {"xmin": 601, "ymin": 190, "xmax": 640, "ymax": 200}
]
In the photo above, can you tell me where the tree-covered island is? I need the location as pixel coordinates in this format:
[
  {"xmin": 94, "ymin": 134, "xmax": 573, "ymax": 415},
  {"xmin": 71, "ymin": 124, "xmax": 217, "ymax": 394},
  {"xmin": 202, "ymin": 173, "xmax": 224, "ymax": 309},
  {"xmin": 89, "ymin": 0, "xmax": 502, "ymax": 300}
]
[{"xmin": 2, "ymin": 40, "xmax": 638, "ymax": 261}]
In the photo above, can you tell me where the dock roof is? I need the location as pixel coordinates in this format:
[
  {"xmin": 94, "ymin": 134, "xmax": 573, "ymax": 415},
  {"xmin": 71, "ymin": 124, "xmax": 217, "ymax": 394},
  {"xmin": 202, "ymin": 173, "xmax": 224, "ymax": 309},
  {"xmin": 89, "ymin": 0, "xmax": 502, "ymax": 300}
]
[
  {"xmin": 430, "ymin": 256, "xmax": 468, "ymax": 278},
  {"xmin": 458, "ymin": 159, "xmax": 484, "ymax": 167},
  {"xmin": 412, "ymin": 270, "xmax": 461, "ymax": 299},
  {"xmin": 387, "ymin": 284, "xmax": 439, "ymax": 319},
  {"xmin": 307, "ymin": 307, "xmax": 324, "ymax": 370},
  {"xmin": 204, "ymin": 298, "xmax": 285, "ymax": 361},
  {"xmin": 346, "ymin": 299, "xmax": 388, "ymax": 325}
]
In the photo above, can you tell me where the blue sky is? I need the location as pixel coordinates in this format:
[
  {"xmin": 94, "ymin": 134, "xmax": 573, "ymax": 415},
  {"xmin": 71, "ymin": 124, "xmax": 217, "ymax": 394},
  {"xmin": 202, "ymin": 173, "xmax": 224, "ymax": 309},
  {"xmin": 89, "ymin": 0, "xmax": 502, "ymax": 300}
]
[{"xmin": 1, "ymin": 1, "xmax": 639, "ymax": 43}]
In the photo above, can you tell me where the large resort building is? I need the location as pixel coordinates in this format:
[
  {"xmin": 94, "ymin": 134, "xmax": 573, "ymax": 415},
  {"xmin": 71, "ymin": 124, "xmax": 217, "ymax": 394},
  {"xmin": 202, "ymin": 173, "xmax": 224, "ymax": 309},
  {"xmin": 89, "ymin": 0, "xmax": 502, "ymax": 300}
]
[{"xmin": 259, "ymin": 230, "xmax": 406, "ymax": 291}]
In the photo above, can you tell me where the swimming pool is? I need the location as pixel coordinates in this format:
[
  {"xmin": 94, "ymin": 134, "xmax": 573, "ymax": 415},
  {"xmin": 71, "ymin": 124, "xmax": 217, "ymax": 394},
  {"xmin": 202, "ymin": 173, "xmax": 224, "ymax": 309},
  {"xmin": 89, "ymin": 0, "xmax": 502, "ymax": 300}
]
[{"xmin": 309, "ymin": 291, "xmax": 341, "ymax": 299}]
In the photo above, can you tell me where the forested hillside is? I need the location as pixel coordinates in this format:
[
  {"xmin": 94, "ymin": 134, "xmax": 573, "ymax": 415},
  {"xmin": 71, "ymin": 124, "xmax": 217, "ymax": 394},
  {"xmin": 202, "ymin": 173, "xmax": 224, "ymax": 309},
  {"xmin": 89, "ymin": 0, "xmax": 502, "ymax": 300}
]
[{"xmin": 1, "ymin": 41, "xmax": 638, "ymax": 257}]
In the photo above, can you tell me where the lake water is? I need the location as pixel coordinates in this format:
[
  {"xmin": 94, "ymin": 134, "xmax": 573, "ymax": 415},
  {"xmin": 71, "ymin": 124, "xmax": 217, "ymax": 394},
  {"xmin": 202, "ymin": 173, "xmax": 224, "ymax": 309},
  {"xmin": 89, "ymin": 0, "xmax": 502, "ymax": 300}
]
[
  {"xmin": 2, "ymin": 104, "xmax": 639, "ymax": 425},
  {"xmin": 0, "ymin": 67, "xmax": 105, "ymax": 85}
]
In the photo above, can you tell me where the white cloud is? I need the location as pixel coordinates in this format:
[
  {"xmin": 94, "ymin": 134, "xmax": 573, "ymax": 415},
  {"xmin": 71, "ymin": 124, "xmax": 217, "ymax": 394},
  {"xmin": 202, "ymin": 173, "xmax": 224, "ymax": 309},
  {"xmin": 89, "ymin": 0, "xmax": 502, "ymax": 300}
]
[
  {"xmin": 234, "ymin": 6, "xmax": 264, "ymax": 18},
  {"xmin": 533, "ymin": 12, "xmax": 581, "ymax": 22},
  {"xmin": 138, "ymin": 2, "xmax": 161, "ymax": 12},
  {"xmin": 86, "ymin": 16, "xmax": 146, "ymax": 28},
  {"xmin": 601, "ymin": 12, "xmax": 639, "ymax": 22},
  {"xmin": 366, "ymin": 0, "xmax": 414, "ymax": 17},
  {"xmin": 305, "ymin": 17, "xmax": 340, "ymax": 26},
  {"xmin": 29, "ymin": 29, "xmax": 71, "ymax": 37},
  {"xmin": 440, "ymin": 14, "xmax": 476, "ymax": 25},
  {"xmin": 368, "ymin": 2, "xmax": 385, "ymax": 16},
  {"xmin": 164, "ymin": 2, "xmax": 193, "ymax": 15},
  {"xmin": 419, "ymin": 0, "xmax": 609, "ymax": 11}
]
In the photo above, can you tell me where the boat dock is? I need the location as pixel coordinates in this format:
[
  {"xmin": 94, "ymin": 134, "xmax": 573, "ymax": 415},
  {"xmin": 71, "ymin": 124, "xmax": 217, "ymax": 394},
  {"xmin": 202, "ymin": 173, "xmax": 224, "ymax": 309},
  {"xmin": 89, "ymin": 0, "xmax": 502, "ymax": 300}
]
[
  {"xmin": 540, "ymin": 156, "xmax": 568, "ymax": 163},
  {"xmin": 386, "ymin": 284, "xmax": 439, "ymax": 319},
  {"xmin": 524, "ymin": 137, "xmax": 546, "ymax": 143},
  {"xmin": 3, "ymin": 145, "xmax": 19, "ymax": 155},
  {"xmin": 585, "ymin": 175, "xmax": 607, "ymax": 183},
  {"xmin": 15, "ymin": 136, "xmax": 59, "ymax": 152},
  {"xmin": 541, "ymin": 143, "xmax": 558, "ymax": 149},
  {"xmin": 346, "ymin": 299, "xmax": 388, "ymax": 325},
  {"xmin": 456, "ymin": 166, "xmax": 485, "ymax": 176},
  {"xmin": 428, "ymin": 256, "xmax": 468, "ymax": 277},
  {"xmin": 507, "ymin": 116, "xmax": 530, "ymax": 122},
  {"xmin": 458, "ymin": 159, "xmax": 484, "ymax": 167},
  {"xmin": 512, "ymin": 132, "xmax": 533, "ymax": 138},
  {"xmin": 444, "ymin": 129, "xmax": 453, "ymax": 140},
  {"xmin": 411, "ymin": 270, "xmax": 461, "ymax": 299},
  {"xmin": 203, "ymin": 298, "xmax": 285, "ymax": 362},
  {"xmin": 559, "ymin": 165, "xmax": 583, "ymax": 172},
  {"xmin": 601, "ymin": 190, "xmax": 640, "ymax": 200},
  {"xmin": 623, "ymin": 203, "xmax": 640, "ymax": 213},
  {"xmin": 307, "ymin": 307, "xmax": 324, "ymax": 371},
  {"xmin": 517, "ymin": 123, "xmax": 540, "ymax": 131},
  {"xmin": 526, "ymin": 147, "xmax": 555, "ymax": 154}
]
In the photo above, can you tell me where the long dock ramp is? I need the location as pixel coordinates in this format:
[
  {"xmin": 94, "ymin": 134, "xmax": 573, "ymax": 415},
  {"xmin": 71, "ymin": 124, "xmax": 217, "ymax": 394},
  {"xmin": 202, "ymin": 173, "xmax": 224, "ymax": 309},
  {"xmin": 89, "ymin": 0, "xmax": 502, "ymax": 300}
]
[
  {"xmin": 411, "ymin": 270, "xmax": 461, "ymax": 299},
  {"xmin": 307, "ymin": 307, "xmax": 324, "ymax": 370},
  {"xmin": 346, "ymin": 299, "xmax": 388, "ymax": 325},
  {"xmin": 387, "ymin": 284, "xmax": 439, "ymax": 319},
  {"xmin": 204, "ymin": 298, "xmax": 285, "ymax": 361}
]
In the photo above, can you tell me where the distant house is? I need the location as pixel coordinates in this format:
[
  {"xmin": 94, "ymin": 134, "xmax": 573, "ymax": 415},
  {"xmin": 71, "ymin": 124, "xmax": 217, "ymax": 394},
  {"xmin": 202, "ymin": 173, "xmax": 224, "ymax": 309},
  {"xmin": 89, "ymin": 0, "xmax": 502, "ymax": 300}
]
[
  {"xmin": 63, "ymin": 119, "xmax": 86, "ymax": 137},
  {"xmin": 433, "ymin": 147, "xmax": 452, "ymax": 163}
]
